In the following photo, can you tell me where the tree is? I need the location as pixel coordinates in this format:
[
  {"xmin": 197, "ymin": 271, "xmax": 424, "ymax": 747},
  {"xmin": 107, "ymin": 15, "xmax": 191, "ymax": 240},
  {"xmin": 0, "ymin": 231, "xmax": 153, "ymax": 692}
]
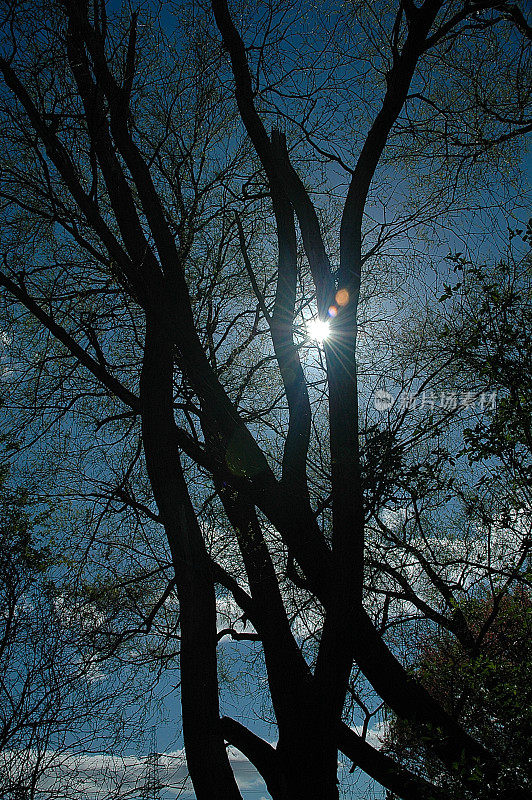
[
  {"xmin": 0, "ymin": 432, "xmax": 167, "ymax": 798},
  {"xmin": 0, "ymin": 446, "xmax": 101, "ymax": 797},
  {"xmin": 382, "ymin": 588, "xmax": 532, "ymax": 798},
  {"xmin": 381, "ymin": 233, "xmax": 532, "ymax": 621},
  {"xmin": 0, "ymin": 0, "xmax": 530, "ymax": 798}
]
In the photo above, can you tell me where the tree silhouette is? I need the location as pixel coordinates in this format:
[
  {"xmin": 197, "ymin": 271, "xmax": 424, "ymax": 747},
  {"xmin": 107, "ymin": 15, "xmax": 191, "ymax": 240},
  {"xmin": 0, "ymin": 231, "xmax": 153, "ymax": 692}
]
[{"xmin": 0, "ymin": 1, "xmax": 530, "ymax": 798}]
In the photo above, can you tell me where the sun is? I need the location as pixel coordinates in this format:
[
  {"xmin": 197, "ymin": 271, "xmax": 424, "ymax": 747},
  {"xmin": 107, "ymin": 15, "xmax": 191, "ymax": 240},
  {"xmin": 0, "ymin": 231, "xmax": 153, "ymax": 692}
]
[{"xmin": 307, "ymin": 318, "xmax": 330, "ymax": 343}]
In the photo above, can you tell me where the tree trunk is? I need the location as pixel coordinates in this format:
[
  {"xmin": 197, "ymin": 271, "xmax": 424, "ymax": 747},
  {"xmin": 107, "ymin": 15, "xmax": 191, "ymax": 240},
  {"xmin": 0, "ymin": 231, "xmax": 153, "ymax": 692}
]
[
  {"xmin": 141, "ymin": 314, "xmax": 242, "ymax": 800},
  {"xmin": 277, "ymin": 729, "xmax": 340, "ymax": 800}
]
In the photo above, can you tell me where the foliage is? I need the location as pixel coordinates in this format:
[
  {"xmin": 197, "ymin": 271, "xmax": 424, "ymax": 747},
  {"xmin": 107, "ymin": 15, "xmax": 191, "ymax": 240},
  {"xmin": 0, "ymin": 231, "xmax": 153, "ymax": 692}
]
[
  {"xmin": 439, "ymin": 228, "xmax": 532, "ymax": 468},
  {"xmin": 383, "ymin": 589, "xmax": 532, "ymax": 798},
  {"xmin": 0, "ymin": 442, "xmax": 159, "ymax": 798}
]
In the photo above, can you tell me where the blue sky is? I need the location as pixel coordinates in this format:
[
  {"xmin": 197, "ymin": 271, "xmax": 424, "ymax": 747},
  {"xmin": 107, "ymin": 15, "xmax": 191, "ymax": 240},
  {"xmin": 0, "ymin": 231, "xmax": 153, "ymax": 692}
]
[{"xmin": 25, "ymin": 638, "xmax": 385, "ymax": 799}]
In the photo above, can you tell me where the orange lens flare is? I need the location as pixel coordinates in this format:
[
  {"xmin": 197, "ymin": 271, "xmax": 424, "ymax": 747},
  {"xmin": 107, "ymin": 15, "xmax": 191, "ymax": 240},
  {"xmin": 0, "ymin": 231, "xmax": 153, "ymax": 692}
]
[{"xmin": 335, "ymin": 289, "xmax": 349, "ymax": 306}]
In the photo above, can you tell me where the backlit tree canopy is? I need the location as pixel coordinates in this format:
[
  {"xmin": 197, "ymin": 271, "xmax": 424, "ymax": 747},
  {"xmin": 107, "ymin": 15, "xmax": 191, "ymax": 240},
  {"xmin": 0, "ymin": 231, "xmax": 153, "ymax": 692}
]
[{"xmin": 0, "ymin": 0, "xmax": 530, "ymax": 798}]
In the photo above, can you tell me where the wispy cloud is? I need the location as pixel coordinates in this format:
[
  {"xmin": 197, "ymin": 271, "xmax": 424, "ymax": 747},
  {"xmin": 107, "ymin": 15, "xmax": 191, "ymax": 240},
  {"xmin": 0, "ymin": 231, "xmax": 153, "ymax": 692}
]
[{"xmin": 1, "ymin": 746, "xmax": 268, "ymax": 799}]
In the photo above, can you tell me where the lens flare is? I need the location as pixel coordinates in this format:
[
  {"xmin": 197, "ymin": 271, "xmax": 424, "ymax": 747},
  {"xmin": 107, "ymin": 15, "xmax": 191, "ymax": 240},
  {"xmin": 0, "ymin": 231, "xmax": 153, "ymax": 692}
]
[{"xmin": 335, "ymin": 288, "xmax": 349, "ymax": 306}]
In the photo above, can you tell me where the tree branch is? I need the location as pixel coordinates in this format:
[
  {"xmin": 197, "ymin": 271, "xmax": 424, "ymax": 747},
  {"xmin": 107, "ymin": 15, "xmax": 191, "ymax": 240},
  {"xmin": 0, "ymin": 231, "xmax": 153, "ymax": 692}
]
[
  {"xmin": 220, "ymin": 717, "xmax": 287, "ymax": 799},
  {"xmin": 0, "ymin": 268, "xmax": 139, "ymax": 411},
  {"xmin": 338, "ymin": 722, "xmax": 447, "ymax": 800}
]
